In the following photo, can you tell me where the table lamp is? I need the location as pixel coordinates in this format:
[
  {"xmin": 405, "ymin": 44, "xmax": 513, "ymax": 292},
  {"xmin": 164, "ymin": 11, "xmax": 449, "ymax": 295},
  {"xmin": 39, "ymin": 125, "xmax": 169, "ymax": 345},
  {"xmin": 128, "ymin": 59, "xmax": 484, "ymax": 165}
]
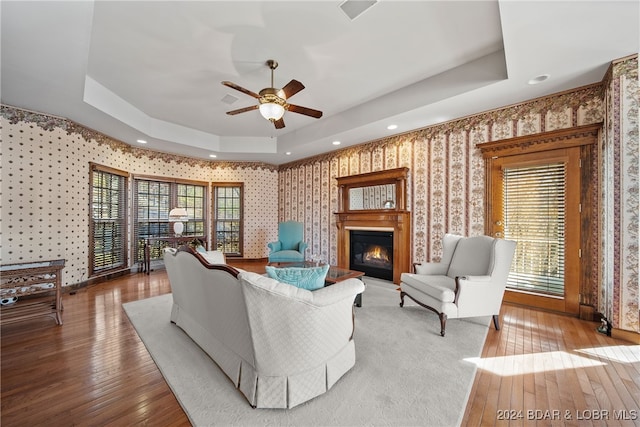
[{"xmin": 169, "ymin": 208, "xmax": 189, "ymax": 236}]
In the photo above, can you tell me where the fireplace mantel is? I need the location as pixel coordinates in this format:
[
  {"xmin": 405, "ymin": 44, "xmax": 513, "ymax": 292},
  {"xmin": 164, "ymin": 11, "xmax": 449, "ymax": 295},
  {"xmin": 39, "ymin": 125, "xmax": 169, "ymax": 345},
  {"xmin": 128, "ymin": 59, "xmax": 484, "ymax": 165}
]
[{"xmin": 334, "ymin": 168, "xmax": 411, "ymax": 284}]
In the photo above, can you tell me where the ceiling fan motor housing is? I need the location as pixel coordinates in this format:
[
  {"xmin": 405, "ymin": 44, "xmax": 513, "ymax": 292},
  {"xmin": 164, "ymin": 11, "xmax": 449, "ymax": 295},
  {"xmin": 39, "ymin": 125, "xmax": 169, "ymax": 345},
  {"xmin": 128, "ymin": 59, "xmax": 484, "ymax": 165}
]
[{"xmin": 259, "ymin": 87, "xmax": 287, "ymax": 104}]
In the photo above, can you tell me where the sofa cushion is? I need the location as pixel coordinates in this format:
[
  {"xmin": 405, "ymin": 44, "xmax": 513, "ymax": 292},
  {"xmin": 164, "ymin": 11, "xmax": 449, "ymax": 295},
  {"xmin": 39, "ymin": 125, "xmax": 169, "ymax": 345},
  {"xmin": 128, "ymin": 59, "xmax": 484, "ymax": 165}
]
[
  {"xmin": 265, "ymin": 265, "xmax": 329, "ymax": 291},
  {"xmin": 400, "ymin": 273, "xmax": 456, "ymax": 303}
]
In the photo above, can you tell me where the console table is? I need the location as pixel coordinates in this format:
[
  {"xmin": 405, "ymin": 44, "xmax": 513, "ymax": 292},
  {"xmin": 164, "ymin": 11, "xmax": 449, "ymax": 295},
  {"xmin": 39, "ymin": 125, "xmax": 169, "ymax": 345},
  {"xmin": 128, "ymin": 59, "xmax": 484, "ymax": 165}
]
[
  {"xmin": 0, "ymin": 259, "xmax": 65, "ymax": 325},
  {"xmin": 141, "ymin": 236, "xmax": 206, "ymax": 274}
]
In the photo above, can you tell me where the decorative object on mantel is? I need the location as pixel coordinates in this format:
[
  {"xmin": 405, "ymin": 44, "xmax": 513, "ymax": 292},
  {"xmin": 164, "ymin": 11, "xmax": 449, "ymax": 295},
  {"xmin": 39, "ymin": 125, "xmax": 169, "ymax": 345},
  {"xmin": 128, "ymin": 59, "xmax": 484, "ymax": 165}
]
[{"xmin": 168, "ymin": 208, "xmax": 189, "ymax": 237}]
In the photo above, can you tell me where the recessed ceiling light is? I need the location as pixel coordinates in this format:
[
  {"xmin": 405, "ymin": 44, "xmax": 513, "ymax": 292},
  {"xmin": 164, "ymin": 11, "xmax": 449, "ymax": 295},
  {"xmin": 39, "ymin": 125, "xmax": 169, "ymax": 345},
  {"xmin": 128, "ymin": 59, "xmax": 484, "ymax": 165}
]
[
  {"xmin": 136, "ymin": 139, "xmax": 147, "ymax": 144},
  {"xmin": 209, "ymin": 154, "xmax": 217, "ymax": 158},
  {"xmin": 285, "ymin": 152, "xmax": 292, "ymax": 155},
  {"xmin": 528, "ymin": 74, "xmax": 550, "ymax": 85},
  {"xmin": 387, "ymin": 124, "xmax": 398, "ymax": 130},
  {"xmin": 332, "ymin": 141, "xmax": 341, "ymax": 145}
]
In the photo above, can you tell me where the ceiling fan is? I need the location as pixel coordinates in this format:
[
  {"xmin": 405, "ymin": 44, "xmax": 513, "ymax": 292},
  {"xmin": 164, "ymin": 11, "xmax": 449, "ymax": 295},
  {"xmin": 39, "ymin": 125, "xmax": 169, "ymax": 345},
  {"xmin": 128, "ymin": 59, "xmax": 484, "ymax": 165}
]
[{"xmin": 222, "ymin": 59, "xmax": 323, "ymax": 129}]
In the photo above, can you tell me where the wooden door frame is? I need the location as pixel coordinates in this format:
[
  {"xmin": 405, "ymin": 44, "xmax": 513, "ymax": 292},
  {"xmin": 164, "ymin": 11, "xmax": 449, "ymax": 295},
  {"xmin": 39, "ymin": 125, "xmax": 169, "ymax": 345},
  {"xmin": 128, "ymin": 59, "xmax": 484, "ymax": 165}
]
[{"xmin": 478, "ymin": 124, "xmax": 600, "ymax": 315}]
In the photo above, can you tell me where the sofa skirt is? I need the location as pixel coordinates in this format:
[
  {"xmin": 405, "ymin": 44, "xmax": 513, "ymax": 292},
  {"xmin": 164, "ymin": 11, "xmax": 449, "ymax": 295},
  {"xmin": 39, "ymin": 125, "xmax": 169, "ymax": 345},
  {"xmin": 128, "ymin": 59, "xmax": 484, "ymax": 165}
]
[{"xmin": 239, "ymin": 339, "xmax": 356, "ymax": 409}]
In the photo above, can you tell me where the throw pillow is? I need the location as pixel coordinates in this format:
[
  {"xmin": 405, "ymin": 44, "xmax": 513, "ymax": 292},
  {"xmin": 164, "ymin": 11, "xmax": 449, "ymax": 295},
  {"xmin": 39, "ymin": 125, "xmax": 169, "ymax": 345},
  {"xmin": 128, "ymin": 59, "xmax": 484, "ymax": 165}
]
[{"xmin": 265, "ymin": 264, "xmax": 329, "ymax": 291}]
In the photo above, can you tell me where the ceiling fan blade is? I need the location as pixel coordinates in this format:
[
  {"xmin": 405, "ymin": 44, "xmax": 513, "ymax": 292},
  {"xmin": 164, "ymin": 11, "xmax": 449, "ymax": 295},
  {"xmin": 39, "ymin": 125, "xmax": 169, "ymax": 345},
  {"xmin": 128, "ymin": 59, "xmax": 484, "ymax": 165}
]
[
  {"xmin": 273, "ymin": 118, "xmax": 285, "ymax": 129},
  {"xmin": 288, "ymin": 104, "xmax": 323, "ymax": 119},
  {"xmin": 281, "ymin": 79, "xmax": 305, "ymax": 99},
  {"xmin": 222, "ymin": 81, "xmax": 260, "ymax": 99},
  {"xmin": 226, "ymin": 105, "xmax": 259, "ymax": 115}
]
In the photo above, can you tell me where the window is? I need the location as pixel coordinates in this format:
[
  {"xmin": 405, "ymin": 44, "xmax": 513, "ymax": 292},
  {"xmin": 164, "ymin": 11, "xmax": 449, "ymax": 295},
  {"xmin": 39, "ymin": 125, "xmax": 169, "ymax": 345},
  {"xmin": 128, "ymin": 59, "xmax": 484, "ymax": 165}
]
[
  {"xmin": 480, "ymin": 124, "xmax": 599, "ymax": 315},
  {"xmin": 503, "ymin": 163, "xmax": 566, "ymax": 295},
  {"xmin": 213, "ymin": 183, "xmax": 243, "ymax": 256},
  {"xmin": 176, "ymin": 183, "xmax": 206, "ymax": 236},
  {"xmin": 133, "ymin": 176, "xmax": 207, "ymax": 263},
  {"xmin": 89, "ymin": 163, "xmax": 128, "ymax": 276}
]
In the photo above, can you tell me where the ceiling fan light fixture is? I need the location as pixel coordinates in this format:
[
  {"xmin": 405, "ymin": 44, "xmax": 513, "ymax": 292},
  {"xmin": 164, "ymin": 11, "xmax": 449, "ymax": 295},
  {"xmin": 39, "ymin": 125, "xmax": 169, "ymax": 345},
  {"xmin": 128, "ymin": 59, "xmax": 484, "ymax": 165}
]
[
  {"xmin": 259, "ymin": 102, "xmax": 285, "ymax": 121},
  {"xmin": 258, "ymin": 91, "xmax": 287, "ymax": 121}
]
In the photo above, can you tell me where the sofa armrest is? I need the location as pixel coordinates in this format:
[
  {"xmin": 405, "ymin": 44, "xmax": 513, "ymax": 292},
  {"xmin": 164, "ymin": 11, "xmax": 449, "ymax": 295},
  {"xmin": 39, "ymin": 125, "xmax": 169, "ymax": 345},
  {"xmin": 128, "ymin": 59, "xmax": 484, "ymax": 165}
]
[
  {"xmin": 414, "ymin": 262, "xmax": 448, "ymax": 275},
  {"xmin": 298, "ymin": 241, "xmax": 308, "ymax": 254},
  {"xmin": 267, "ymin": 241, "xmax": 282, "ymax": 253},
  {"xmin": 308, "ymin": 278, "xmax": 364, "ymax": 306}
]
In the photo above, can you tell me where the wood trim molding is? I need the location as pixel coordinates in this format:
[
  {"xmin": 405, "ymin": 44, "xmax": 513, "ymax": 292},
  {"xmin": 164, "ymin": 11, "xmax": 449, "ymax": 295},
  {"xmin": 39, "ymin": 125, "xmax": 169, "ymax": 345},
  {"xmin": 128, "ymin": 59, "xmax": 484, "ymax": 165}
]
[{"xmin": 478, "ymin": 123, "xmax": 601, "ymax": 158}]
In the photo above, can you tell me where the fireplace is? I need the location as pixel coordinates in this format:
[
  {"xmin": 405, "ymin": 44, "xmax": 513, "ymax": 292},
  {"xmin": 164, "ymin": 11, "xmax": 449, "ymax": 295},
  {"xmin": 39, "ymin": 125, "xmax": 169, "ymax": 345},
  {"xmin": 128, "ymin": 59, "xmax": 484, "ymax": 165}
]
[
  {"xmin": 335, "ymin": 168, "xmax": 411, "ymax": 284},
  {"xmin": 350, "ymin": 230, "xmax": 394, "ymax": 281}
]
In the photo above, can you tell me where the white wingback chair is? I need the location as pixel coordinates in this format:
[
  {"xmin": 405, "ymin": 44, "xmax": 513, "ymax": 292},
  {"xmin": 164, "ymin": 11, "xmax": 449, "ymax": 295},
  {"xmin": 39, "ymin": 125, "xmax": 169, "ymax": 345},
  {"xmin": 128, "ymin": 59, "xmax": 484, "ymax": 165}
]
[{"xmin": 400, "ymin": 234, "xmax": 516, "ymax": 336}]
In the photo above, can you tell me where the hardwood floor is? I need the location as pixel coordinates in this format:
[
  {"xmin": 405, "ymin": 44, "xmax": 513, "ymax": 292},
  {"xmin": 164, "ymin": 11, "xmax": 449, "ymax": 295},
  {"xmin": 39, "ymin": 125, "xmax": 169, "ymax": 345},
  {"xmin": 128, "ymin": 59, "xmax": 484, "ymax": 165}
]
[{"xmin": 2, "ymin": 262, "xmax": 638, "ymax": 426}]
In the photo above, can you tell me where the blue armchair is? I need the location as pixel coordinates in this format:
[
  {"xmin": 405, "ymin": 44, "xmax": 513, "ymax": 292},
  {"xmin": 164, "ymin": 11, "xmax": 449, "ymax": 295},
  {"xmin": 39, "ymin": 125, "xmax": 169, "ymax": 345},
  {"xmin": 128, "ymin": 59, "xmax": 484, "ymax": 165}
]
[{"xmin": 267, "ymin": 221, "xmax": 308, "ymax": 262}]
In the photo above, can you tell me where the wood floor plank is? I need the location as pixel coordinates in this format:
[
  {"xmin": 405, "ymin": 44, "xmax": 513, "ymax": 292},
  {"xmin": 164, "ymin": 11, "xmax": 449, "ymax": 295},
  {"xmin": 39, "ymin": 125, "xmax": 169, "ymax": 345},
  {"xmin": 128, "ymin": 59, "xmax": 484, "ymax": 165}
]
[{"xmin": 2, "ymin": 264, "xmax": 639, "ymax": 427}]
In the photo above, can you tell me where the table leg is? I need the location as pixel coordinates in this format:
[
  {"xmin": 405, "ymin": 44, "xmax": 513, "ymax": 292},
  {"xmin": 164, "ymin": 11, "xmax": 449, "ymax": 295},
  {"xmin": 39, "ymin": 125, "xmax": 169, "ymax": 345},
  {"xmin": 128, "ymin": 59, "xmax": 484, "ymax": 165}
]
[{"xmin": 145, "ymin": 241, "xmax": 151, "ymax": 275}]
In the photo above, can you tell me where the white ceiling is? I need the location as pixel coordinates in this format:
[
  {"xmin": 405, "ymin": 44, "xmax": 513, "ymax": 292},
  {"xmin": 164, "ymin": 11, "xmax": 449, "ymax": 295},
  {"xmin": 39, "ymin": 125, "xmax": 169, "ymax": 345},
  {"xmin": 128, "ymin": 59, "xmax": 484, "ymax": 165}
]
[{"xmin": 2, "ymin": 1, "xmax": 638, "ymax": 165}]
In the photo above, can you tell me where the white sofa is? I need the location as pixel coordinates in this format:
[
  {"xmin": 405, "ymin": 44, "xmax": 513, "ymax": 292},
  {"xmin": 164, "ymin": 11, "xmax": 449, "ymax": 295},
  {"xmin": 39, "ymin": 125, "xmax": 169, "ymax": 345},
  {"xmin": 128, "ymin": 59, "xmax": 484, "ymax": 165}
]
[{"xmin": 163, "ymin": 246, "xmax": 365, "ymax": 408}]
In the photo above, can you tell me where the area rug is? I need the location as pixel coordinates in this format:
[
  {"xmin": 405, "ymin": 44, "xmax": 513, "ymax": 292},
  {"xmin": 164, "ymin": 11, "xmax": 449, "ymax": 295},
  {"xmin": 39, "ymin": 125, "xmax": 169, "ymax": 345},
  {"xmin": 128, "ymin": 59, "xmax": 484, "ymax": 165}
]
[{"xmin": 123, "ymin": 279, "xmax": 490, "ymax": 426}]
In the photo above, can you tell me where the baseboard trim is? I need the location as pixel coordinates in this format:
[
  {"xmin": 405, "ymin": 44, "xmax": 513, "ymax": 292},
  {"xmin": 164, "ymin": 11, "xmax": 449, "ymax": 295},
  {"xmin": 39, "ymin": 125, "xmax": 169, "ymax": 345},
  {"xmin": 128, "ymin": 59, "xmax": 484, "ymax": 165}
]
[
  {"xmin": 611, "ymin": 328, "xmax": 640, "ymax": 344},
  {"xmin": 64, "ymin": 268, "xmax": 131, "ymax": 293}
]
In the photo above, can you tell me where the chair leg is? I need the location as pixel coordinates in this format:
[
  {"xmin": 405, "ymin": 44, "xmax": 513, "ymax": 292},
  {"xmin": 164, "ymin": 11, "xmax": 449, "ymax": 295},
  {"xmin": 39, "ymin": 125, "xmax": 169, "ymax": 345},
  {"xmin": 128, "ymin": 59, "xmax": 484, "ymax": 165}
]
[
  {"xmin": 439, "ymin": 313, "xmax": 447, "ymax": 337},
  {"xmin": 399, "ymin": 291, "xmax": 405, "ymax": 307},
  {"xmin": 492, "ymin": 314, "xmax": 500, "ymax": 330}
]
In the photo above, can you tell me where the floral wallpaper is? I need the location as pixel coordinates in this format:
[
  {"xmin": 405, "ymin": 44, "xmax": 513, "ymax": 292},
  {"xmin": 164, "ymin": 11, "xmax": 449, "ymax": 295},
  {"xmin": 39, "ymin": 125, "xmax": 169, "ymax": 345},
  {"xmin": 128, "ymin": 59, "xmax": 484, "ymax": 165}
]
[
  {"xmin": 278, "ymin": 83, "xmax": 604, "ymax": 266},
  {"xmin": 601, "ymin": 55, "xmax": 639, "ymax": 333},
  {"xmin": 278, "ymin": 56, "xmax": 638, "ymax": 334},
  {"xmin": 0, "ymin": 110, "xmax": 279, "ymax": 286}
]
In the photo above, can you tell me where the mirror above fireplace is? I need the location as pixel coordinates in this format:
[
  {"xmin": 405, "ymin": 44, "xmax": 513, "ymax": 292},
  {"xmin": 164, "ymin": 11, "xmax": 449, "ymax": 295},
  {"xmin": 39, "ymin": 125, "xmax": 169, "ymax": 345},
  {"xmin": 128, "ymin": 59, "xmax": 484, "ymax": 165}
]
[
  {"xmin": 337, "ymin": 167, "xmax": 408, "ymax": 213},
  {"xmin": 348, "ymin": 184, "xmax": 395, "ymax": 210}
]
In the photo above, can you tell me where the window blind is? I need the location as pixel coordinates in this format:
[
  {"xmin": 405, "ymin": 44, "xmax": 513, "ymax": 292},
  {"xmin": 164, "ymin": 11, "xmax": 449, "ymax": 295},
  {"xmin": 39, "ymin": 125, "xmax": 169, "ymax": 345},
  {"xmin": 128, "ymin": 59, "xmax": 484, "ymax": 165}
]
[
  {"xmin": 90, "ymin": 164, "xmax": 128, "ymax": 276},
  {"xmin": 503, "ymin": 162, "xmax": 566, "ymax": 296}
]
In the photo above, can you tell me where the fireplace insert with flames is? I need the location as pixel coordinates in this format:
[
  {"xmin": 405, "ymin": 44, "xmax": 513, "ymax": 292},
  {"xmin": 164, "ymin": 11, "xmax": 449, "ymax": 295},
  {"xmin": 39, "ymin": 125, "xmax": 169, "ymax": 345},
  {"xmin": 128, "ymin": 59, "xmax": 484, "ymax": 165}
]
[{"xmin": 349, "ymin": 230, "xmax": 394, "ymax": 281}]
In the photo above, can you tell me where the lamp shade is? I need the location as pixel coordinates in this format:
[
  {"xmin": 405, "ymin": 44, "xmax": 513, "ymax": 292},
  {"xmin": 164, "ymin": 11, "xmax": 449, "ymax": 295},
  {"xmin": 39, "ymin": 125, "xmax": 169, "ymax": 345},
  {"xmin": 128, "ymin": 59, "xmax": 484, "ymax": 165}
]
[
  {"xmin": 259, "ymin": 102, "xmax": 285, "ymax": 121},
  {"xmin": 168, "ymin": 208, "xmax": 188, "ymax": 221}
]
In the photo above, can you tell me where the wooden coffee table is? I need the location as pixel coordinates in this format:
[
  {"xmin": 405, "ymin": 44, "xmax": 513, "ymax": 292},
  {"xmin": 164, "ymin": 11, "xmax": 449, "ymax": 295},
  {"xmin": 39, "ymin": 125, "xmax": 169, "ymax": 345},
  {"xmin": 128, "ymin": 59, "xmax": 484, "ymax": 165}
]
[{"xmin": 267, "ymin": 262, "xmax": 365, "ymax": 307}]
